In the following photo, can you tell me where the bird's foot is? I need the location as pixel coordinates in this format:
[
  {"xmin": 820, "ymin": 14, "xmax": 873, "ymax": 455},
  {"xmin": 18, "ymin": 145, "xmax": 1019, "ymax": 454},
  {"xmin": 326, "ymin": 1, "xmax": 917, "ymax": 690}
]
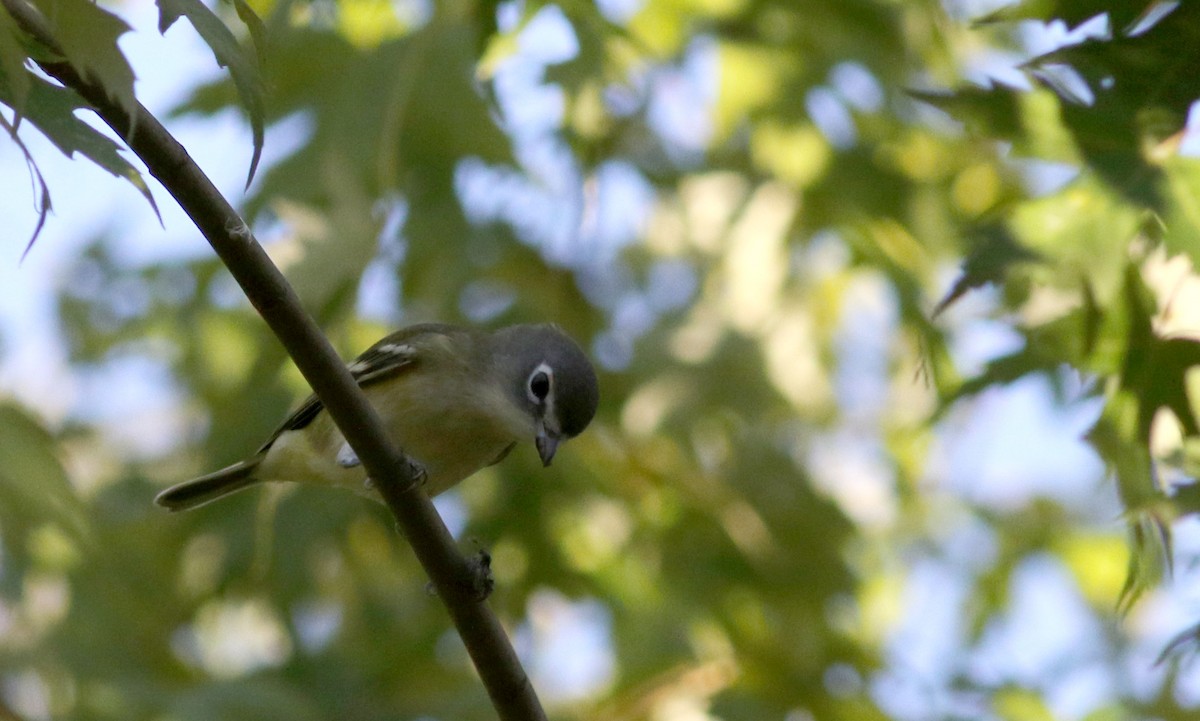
[
  {"xmin": 422, "ymin": 547, "xmax": 495, "ymax": 602},
  {"xmin": 465, "ymin": 547, "xmax": 495, "ymax": 601},
  {"xmin": 404, "ymin": 456, "xmax": 428, "ymax": 489},
  {"xmin": 361, "ymin": 457, "xmax": 425, "ymax": 492}
]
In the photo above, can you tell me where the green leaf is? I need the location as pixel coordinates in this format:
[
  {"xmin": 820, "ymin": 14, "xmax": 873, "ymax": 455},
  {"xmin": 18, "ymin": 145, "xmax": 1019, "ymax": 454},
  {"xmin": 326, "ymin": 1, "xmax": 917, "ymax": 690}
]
[
  {"xmin": 169, "ymin": 678, "xmax": 325, "ymax": 721},
  {"xmin": 1022, "ymin": 3, "xmax": 1200, "ymax": 208},
  {"xmin": 971, "ymin": 0, "xmax": 1151, "ymax": 30},
  {"xmin": 1171, "ymin": 480, "xmax": 1200, "ymax": 519},
  {"xmin": 0, "ymin": 403, "xmax": 86, "ymax": 539},
  {"xmin": 940, "ymin": 345, "xmax": 1061, "ymax": 412},
  {"xmin": 933, "ymin": 224, "xmax": 1042, "ymax": 316},
  {"xmin": 1156, "ymin": 618, "xmax": 1200, "ymax": 664},
  {"xmin": 1087, "ymin": 391, "xmax": 1157, "ymax": 512},
  {"xmin": 1141, "ymin": 337, "xmax": 1200, "ymax": 437},
  {"xmin": 29, "ymin": 0, "xmax": 137, "ymax": 120},
  {"xmin": 0, "ymin": 7, "xmax": 31, "ymax": 116},
  {"xmin": 471, "ymin": 0, "xmax": 504, "ymax": 59},
  {"xmin": 1118, "ymin": 513, "xmax": 1169, "ymax": 614},
  {"xmin": 230, "ymin": 0, "xmax": 268, "ymax": 65},
  {"xmin": 908, "ymin": 86, "xmax": 1025, "ymax": 142},
  {"xmin": 543, "ymin": 1, "xmax": 616, "ymax": 92},
  {"xmin": 1159, "ymin": 157, "xmax": 1200, "ymax": 265},
  {"xmin": 157, "ymin": 0, "xmax": 266, "ymax": 186},
  {"xmin": 1, "ymin": 73, "xmax": 159, "ymax": 221},
  {"xmin": 994, "ymin": 686, "xmax": 1056, "ymax": 721},
  {"xmin": 0, "ymin": 113, "xmax": 52, "ymax": 261},
  {"xmin": 1108, "ymin": 265, "xmax": 1200, "ymax": 441}
]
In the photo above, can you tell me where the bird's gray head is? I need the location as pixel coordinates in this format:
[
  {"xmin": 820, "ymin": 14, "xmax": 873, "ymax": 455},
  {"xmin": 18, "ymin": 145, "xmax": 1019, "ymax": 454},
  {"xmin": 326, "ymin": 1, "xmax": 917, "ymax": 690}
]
[{"xmin": 492, "ymin": 324, "xmax": 599, "ymax": 466}]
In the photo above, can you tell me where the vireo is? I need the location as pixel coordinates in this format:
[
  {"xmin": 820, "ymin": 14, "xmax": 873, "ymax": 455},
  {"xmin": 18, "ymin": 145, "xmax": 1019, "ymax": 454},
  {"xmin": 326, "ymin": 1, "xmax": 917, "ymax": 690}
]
[{"xmin": 156, "ymin": 323, "xmax": 599, "ymax": 511}]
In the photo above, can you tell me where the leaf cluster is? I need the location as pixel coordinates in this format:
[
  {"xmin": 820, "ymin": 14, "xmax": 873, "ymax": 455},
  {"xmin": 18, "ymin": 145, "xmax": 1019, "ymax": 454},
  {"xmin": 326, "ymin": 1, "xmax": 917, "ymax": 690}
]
[{"xmin": 6, "ymin": 0, "xmax": 1200, "ymax": 720}]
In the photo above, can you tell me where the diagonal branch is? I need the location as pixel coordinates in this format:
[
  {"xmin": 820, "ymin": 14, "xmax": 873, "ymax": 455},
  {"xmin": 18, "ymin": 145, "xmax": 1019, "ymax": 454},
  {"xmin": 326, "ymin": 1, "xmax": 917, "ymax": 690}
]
[{"xmin": 0, "ymin": 2, "xmax": 546, "ymax": 719}]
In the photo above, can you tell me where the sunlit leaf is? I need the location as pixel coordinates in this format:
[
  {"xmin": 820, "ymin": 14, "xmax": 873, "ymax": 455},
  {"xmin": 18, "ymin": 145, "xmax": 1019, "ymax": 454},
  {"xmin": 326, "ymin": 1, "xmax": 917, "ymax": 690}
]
[
  {"xmin": 1159, "ymin": 157, "xmax": 1200, "ymax": 264},
  {"xmin": 994, "ymin": 686, "xmax": 1055, "ymax": 721}
]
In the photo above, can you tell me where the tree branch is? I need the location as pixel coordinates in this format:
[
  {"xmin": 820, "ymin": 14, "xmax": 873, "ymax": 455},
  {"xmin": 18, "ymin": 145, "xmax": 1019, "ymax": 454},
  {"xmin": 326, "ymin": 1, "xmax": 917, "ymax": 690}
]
[{"xmin": 0, "ymin": 2, "xmax": 546, "ymax": 719}]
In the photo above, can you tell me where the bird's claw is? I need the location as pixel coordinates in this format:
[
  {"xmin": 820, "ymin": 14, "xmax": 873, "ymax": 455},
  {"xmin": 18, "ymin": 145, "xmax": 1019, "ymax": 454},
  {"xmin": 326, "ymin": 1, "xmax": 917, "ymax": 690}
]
[
  {"xmin": 422, "ymin": 548, "xmax": 495, "ymax": 602},
  {"xmin": 466, "ymin": 548, "xmax": 495, "ymax": 601},
  {"xmin": 404, "ymin": 457, "xmax": 428, "ymax": 488},
  {"xmin": 352, "ymin": 452, "xmax": 424, "ymax": 493}
]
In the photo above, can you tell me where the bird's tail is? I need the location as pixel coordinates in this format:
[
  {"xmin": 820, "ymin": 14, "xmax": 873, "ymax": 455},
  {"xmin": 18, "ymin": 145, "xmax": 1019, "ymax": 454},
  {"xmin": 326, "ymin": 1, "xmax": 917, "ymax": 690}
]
[{"xmin": 155, "ymin": 456, "xmax": 265, "ymax": 512}]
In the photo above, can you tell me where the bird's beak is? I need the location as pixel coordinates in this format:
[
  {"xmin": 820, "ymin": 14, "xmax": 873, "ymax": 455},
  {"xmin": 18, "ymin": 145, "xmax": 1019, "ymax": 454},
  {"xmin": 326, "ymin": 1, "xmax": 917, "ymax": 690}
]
[{"xmin": 535, "ymin": 424, "xmax": 559, "ymax": 467}]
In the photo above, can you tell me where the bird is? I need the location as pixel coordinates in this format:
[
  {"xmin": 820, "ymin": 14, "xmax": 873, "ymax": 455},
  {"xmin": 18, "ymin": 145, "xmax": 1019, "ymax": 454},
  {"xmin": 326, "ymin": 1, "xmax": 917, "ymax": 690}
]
[{"xmin": 155, "ymin": 323, "xmax": 599, "ymax": 511}]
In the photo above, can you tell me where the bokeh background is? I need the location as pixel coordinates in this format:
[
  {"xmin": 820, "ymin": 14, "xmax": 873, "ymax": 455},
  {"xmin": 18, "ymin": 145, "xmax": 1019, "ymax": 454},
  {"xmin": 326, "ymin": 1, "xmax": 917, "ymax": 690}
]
[{"xmin": 4, "ymin": 0, "xmax": 1200, "ymax": 719}]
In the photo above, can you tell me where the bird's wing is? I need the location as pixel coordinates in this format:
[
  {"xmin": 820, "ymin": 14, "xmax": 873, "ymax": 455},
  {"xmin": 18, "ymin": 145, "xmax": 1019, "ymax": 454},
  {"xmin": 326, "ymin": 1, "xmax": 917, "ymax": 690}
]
[{"xmin": 255, "ymin": 324, "xmax": 460, "ymax": 453}]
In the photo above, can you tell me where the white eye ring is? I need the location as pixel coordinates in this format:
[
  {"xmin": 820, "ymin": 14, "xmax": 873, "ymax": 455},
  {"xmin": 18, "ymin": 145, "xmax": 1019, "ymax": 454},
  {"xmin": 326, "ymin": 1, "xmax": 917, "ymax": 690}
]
[{"xmin": 527, "ymin": 362, "xmax": 553, "ymax": 404}]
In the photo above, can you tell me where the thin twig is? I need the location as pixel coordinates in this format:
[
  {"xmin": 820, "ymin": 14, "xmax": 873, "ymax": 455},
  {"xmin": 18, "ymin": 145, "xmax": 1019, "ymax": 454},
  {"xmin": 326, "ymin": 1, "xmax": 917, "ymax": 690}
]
[{"xmin": 0, "ymin": 2, "xmax": 545, "ymax": 719}]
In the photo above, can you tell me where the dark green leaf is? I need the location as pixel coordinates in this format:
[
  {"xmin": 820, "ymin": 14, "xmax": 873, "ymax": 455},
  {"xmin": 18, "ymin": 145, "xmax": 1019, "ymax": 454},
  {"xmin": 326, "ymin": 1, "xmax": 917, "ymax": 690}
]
[
  {"xmin": 1118, "ymin": 513, "xmax": 1169, "ymax": 614},
  {"xmin": 1087, "ymin": 392, "xmax": 1157, "ymax": 512},
  {"xmin": 933, "ymin": 224, "xmax": 1042, "ymax": 316},
  {"xmin": 1156, "ymin": 619, "xmax": 1200, "ymax": 664},
  {"xmin": 542, "ymin": 0, "xmax": 639, "ymax": 93},
  {"xmin": 1171, "ymin": 480, "xmax": 1200, "ymax": 519},
  {"xmin": 0, "ymin": 73, "xmax": 159, "ymax": 220},
  {"xmin": 29, "ymin": 0, "xmax": 137, "ymax": 119},
  {"xmin": 971, "ymin": 0, "xmax": 1152, "ymax": 29},
  {"xmin": 1022, "ymin": 3, "xmax": 1200, "ymax": 207},
  {"xmin": 0, "ymin": 112, "xmax": 52, "ymax": 260},
  {"xmin": 0, "ymin": 7, "xmax": 31, "ymax": 116},
  {"xmin": 0, "ymin": 403, "xmax": 86, "ymax": 538},
  {"xmin": 169, "ymin": 679, "xmax": 325, "ymax": 721},
  {"xmin": 908, "ymin": 86, "xmax": 1025, "ymax": 141},
  {"xmin": 940, "ymin": 345, "xmax": 1059, "ymax": 410},
  {"xmin": 156, "ymin": 0, "xmax": 266, "ymax": 186},
  {"xmin": 1110, "ymin": 265, "xmax": 1200, "ymax": 441},
  {"xmin": 230, "ymin": 0, "xmax": 268, "ymax": 65}
]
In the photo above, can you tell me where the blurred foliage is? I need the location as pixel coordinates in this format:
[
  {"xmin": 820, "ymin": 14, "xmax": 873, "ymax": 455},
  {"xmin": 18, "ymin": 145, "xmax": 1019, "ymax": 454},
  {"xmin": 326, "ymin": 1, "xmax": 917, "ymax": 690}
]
[{"xmin": 5, "ymin": 0, "xmax": 1200, "ymax": 719}]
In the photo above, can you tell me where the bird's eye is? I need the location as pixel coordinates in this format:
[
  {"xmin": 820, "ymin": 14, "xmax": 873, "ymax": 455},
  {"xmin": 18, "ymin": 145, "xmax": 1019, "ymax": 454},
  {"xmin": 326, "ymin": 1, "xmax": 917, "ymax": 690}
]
[{"xmin": 528, "ymin": 370, "xmax": 551, "ymax": 402}]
